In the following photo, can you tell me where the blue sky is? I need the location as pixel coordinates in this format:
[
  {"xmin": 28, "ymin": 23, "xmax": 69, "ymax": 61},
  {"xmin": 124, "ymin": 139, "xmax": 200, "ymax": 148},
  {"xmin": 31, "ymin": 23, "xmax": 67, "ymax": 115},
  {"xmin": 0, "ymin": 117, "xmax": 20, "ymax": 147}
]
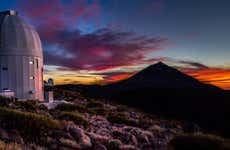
[{"xmin": 1, "ymin": 0, "xmax": 230, "ymax": 88}]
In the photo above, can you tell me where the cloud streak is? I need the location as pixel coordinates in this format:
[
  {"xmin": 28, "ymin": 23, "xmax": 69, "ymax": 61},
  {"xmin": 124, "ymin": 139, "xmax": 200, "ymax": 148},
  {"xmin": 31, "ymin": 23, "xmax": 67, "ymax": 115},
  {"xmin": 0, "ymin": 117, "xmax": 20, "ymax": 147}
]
[
  {"xmin": 43, "ymin": 28, "xmax": 168, "ymax": 71},
  {"xmin": 18, "ymin": 0, "xmax": 168, "ymax": 72}
]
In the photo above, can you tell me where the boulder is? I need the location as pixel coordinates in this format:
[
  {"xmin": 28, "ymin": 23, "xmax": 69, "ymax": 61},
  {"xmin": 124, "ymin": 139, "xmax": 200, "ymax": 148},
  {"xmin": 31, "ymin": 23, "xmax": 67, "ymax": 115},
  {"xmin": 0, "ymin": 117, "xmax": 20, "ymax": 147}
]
[
  {"xmin": 120, "ymin": 144, "xmax": 140, "ymax": 150},
  {"xmin": 112, "ymin": 130, "xmax": 138, "ymax": 146},
  {"xmin": 93, "ymin": 143, "xmax": 107, "ymax": 150},
  {"xmin": 69, "ymin": 126, "xmax": 92, "ymax": 148},
  {"xmin": 59, "ymin": 138, "xmax": 80, "ymax": 149},
  {"xmin": 88, "ymin": 132, "xmax": 109, "ymax": 145}
]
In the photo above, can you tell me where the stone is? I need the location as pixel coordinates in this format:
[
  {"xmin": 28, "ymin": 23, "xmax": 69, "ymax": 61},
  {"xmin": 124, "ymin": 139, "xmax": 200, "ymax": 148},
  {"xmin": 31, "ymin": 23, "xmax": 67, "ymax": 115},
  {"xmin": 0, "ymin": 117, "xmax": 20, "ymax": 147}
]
[
  {"xmin": 93, "ymin": 143, "xmax": 107, "ymax": 150},
  {"xmin": 69, "ymin": 126, "xmax": 92, "ymax": 148},
  {"xmin": 120, "ymin": 144, "xmax": 140, "ymax": 150},
  {"xmin": 59, "ymin": 138, "xmax": 80, "ymax": 149},
  {"xmin": 88, "ymin": 132, "xmax": 109, "ymax": 145}
]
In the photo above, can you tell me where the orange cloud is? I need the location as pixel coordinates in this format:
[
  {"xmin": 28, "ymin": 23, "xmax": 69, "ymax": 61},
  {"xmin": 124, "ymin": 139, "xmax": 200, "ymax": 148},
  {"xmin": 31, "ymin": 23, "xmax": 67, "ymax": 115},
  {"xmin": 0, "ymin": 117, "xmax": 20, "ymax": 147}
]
[
  {"xmin": 182, "ymin": 68, "xmax": 230, "ymax": 90},
  {"xmin": 105, "ymin": 73, "xmax": 133, "ymax": 83}
]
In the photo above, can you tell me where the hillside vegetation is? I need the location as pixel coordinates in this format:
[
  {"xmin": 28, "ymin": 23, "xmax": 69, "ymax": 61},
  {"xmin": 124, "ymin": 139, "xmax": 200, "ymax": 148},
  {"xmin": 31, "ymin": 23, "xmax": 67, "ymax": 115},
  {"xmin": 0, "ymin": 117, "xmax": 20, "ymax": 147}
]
[{"xmin": 0, "ymin": 94, "xmax": 229, "ymax": 149}]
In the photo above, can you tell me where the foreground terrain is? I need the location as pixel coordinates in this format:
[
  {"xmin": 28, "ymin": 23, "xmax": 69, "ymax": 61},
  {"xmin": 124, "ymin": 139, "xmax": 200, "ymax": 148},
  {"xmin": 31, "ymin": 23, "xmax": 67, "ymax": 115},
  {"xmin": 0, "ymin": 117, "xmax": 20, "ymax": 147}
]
[{"xmin": 0, "ymin": 93, "xmax": 229, "ymax": 150}]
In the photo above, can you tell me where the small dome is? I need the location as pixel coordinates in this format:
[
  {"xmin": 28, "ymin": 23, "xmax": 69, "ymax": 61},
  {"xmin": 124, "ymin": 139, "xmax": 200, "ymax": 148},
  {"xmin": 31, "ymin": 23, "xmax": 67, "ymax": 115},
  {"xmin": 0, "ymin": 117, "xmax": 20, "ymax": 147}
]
[{"xmin": 0, "ymin": 10, "xmax": 43, "ymax": 58}]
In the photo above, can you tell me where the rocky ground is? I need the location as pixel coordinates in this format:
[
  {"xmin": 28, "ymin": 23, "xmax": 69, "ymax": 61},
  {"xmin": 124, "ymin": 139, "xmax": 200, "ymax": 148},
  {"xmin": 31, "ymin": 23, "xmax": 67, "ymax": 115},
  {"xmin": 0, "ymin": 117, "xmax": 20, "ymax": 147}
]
[{"xmin": 0, "ymin": 92, "xmax": 204, "ymax": 150}]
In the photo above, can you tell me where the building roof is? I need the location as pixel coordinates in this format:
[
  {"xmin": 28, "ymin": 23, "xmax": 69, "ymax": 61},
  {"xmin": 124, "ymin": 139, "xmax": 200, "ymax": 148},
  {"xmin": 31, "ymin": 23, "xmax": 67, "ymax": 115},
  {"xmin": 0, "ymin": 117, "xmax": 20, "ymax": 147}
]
[{"xmin": 0, "ymin": 10, "xmax": 43, "ymax": 58}]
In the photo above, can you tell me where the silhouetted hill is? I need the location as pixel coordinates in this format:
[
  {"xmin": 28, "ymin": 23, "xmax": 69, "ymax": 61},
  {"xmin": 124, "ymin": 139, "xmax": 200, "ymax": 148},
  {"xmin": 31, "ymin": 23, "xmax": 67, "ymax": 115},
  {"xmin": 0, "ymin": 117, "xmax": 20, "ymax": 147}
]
[
  {"xmin": 79, "ymin": 62, "xmax": 230, "ymax": 138},
  {"xmin": 104, "ymin": 62, "xmax": 220, "ymax": 92}
]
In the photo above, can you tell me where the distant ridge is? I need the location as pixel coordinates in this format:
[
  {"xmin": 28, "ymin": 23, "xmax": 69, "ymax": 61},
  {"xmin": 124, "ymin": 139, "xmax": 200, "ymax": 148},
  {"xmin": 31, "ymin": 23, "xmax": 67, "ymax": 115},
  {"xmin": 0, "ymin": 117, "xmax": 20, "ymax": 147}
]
[{"xmin": 105, "ymin": 62, "xmax": 220, "ymax": 90}]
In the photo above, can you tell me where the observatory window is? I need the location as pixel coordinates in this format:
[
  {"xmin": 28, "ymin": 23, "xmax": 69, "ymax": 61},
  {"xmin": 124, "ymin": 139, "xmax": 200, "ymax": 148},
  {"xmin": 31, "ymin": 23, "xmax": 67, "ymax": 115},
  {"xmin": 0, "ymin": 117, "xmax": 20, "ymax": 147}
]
[
  {"xmin": 2, "ymin": 67, "xmax": 8, "ymax": 71},
  {"xmin": 36, "ymin": 59, "xmax": 39, "ymax": 69},
  {"xmin": 30, "ymin": 76, "xmax": 35, "ymax": 80},
  {"xmin": 29, "ymin": 60, "xmax": 34, "ymax": 64}
]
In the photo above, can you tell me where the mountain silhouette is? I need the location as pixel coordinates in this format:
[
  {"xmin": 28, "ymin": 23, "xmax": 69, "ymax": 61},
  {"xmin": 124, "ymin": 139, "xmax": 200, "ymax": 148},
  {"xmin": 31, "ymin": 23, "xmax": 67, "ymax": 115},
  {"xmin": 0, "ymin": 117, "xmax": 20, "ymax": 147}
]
[
  {"xmin": 82, "ymin": 62, "xmax": 229, "ymax": 138},
  {"xmin": 57, "ymin": 62, "xmax": 230, "ymax": 138},
  {"xmin": 105, "ymin": 62, "xmax": 219, "ymax": 91}
]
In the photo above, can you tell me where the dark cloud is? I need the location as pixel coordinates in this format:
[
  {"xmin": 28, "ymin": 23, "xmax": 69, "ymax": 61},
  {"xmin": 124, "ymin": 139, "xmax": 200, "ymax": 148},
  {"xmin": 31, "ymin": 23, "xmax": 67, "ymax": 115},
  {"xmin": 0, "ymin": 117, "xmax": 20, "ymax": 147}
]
[
  {"xmin": 18, "ymin": 0, "xmax": 168, "ymax": 72},
  {"xmin": 178, "ymin": 60, "xmax": 209, "ymax": 69},
  {"xmin": 43, "ymin": 28, "xmax": 167, "ymax": 71}
]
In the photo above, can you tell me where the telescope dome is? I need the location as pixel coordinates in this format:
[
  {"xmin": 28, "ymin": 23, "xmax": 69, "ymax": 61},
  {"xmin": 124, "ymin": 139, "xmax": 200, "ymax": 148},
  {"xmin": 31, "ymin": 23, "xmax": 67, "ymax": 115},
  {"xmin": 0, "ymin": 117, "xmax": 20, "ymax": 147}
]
[
  {"xmin": 0, "ymin": 10, "xmax": 42, "ymax": 58},
  {"xmin": 0, "ymin": 10, "xmax": 44, "ymax": 101}
]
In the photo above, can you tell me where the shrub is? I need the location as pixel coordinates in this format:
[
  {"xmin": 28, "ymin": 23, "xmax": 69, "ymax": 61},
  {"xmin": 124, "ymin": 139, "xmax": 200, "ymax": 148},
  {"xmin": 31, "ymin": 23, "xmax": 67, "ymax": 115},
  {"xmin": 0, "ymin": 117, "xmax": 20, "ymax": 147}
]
[
  {"xmin": 89, "ymin": 108, "xmax": 108, "ymax": 116},
  {"xmin": 55, "ymin": 103, "xmax": 85, "ymax": 112},
  {"xmin": 107, "ymin": 139, "xmax": 122, "ymax": 150},
  {"xmin": 15, "ymin": 100, "xmax": 37, "ymax": 112},
  {"xmin": 59, "ymin": 138, "xmax": 80, "ymax": 149},
  {"xmin": 0, "ymin": 107, "xmax": 61, "ymax": 143},
  {"xmin": 107, "ymin": 113, "xmax": 138, "ymax": 126},
  {"xmin": 0, "ymin": 140, "xmax": 21, "ymax": 150},
  {"xmin": 0, "ymin": 140, "xmax": 47, "ymax": 150},
  {"xmin": 0, "ymin": 96, "xmax": 14, "ymax": 107},
  {"xmin": 58, "ymin": 111, "xmax": 89, "ymax": 127},
  {"xmin": 168, "ymin": 133, "xmax": 230, "ymax": 150},
  {"xmin": 38, "ymin": 104, "xmax": 49, "ymax": 112},
  {"xmin": 86, "ymin": 101, "xmax": 104, "ymax": 108}
]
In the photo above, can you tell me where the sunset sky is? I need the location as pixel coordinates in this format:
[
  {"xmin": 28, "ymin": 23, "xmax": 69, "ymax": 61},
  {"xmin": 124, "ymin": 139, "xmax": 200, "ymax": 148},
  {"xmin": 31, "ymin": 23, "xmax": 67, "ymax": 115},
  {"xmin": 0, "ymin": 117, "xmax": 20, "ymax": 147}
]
[{"xmin": 1, "ymin": 0, "xmax": 230, "ymax": 89}]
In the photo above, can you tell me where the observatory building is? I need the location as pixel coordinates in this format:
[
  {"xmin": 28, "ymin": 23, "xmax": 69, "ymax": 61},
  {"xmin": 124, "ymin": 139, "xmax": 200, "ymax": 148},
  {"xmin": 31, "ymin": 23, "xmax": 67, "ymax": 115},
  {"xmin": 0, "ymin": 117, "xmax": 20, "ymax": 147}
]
[{"xmin": 0, "ymin": 10, "xmax": 44, "ymax": 101}]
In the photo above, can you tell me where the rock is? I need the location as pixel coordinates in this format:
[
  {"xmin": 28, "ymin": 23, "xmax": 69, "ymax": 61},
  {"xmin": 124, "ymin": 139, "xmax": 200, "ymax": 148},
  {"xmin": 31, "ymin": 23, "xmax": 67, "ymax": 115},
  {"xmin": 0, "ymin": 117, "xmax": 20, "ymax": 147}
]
[
  {"xmin": 88, "ymin": 132, "xmax": 109, "ymax": 145},
  {"xmin": 93, "ymin": 143, "xmax": 107, "ymax": 150},
  {"xmin": 90, "ymin": 115, "xmax": 110, "ymax": 128},
  {"xmin": 129, "ymin": 128, "xmax": 150, "ymax": 145},
  {"xmin": 149, "ymin": 125, "xmax": 165, "ymax": 133},
  {"xmin": 59, "ymin": 138, "xmax": 80, "ymax": 149},
  {"xmin": 120, "ymin": 144, "xmax": 140, "ymax": 150},
  {"xmin": 0, "ymin": 128, "xmax": 9, "ymax": 140},
  {"xmin": 69, "ymin": 126, "xmax": 92, "ymax": 148},
  {"xmin": 112, "ymin": 130, "xmax": 137, "ymax": 146},
  {"xmin": 130, "ymin": 135, "xmax": 138, "ymax": 146}
]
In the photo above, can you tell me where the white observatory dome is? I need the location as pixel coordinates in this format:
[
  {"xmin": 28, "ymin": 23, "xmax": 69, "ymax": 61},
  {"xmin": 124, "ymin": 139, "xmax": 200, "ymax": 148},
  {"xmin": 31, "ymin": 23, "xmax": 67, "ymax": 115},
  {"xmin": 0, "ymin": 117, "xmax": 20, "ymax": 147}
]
[
  {"xmin": 0, "ymin": 10, "xmax": 42, "ymax": 58},
  {"xmin": 0, "ymin": 10, "xmax": 44, "ymax": 101}
]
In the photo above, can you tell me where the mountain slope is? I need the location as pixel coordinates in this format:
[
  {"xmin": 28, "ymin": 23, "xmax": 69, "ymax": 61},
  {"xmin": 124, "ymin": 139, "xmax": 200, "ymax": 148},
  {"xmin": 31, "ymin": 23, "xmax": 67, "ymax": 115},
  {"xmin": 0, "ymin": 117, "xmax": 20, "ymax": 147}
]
[
  {"xmin": 105, "ymin": 62, "xmax": 220, "ymax": 91},
  {"xmin": 83, "ymin": 62, "xmax": 229, "ymax": 138}
]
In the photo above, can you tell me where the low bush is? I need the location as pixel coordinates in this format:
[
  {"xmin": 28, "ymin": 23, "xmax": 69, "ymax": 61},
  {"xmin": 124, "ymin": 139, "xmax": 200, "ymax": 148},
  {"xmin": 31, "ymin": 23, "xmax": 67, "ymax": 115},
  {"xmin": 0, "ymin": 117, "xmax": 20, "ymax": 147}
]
[
  {"xmin": 0, "ymin": 107, "xmax": 61, "ymax": 143},
  {"xmin": 58, "ymin": 111, "xmax": 89, "ymax": 127},
  {"xmin": 0, "ymin": 140, "xmax": 46, "ymax": 150},
  {"xmin": 0, "ymin": 96, "xmax": 14, "ymax": 107},
  {"xmin": 107, "ymin": 139, "xmax": 122, "ymax": 150},
  {"xmin": 107, "ymin": 113, "xmax": 138, "ymax": 126},
  {"xmin": 168, "ymin": 133, "xmax": 230, "ymax": 150},
  {"xmin": 54, "ymin": 103, "xmax": 85, "ymax": 112},
  {"xmin": 89, "ymin": 108, "xmax": 108, "ymax": 116},
  {"xmin": 0, "ymin": 140, "xmax": 21, "ymax": 150},
  {"xmin": 86, "ymin": 100, "xmax": 104, "ymax": 108},
  {"xmin": 14, "ymin": 100, "xmax": 37, "ymax": 112}
]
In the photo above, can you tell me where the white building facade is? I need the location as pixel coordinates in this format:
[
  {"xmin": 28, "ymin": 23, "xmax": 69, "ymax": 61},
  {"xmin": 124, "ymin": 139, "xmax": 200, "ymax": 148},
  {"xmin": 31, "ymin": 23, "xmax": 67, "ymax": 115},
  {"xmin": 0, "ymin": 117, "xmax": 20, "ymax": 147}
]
[{"xmin": 0, "ymin": 10, "xmax": 44, "ymax": 101}]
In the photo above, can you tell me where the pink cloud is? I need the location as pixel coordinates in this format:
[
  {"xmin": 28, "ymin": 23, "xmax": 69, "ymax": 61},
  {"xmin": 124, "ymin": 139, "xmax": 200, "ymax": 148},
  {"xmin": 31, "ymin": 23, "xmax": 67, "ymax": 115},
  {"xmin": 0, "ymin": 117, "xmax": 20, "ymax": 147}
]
[
  {"xmin": 18, "ymin": 0, "xmax": 168, "ymax": 72},
  {"xmin": 44, "ymin": 28, "xmax": 168, "ymax": 71}
]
